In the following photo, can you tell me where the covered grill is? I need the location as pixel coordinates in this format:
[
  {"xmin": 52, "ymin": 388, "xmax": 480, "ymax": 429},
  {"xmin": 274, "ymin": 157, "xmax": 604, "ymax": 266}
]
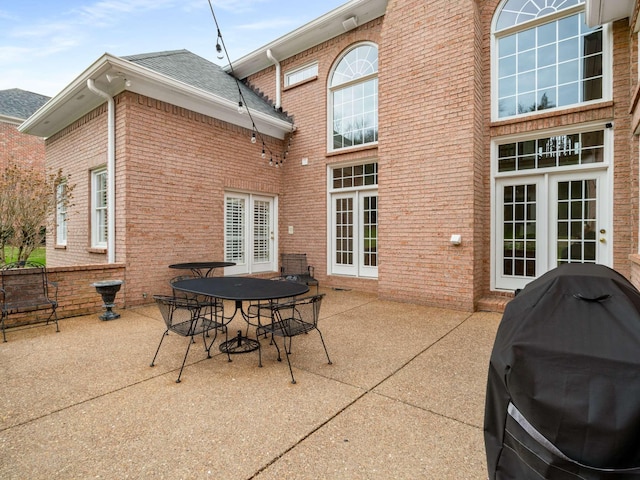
[{"xmin": 484, "ymin": 263, "xmax": 640, "ymax": 479}]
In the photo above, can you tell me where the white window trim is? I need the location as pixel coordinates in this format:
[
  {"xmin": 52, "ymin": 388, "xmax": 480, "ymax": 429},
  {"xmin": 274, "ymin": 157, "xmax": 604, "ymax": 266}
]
[
  {"xmin": 56, "ymin": 182, "xmax": 67, "ymax": 246},
  {"xmin": 490, "ymin": 4, "xmax": 613, "ymax": 122},
  {"xmin": 326, "ymin": 161, "xmax": 379, "ymax": 279},
  {"xmin": 490, "ymin": 122, "xmax": 614, "ymax": 291},
  {"xmin": 327, "ymin": 42, "xmax": 379, "ymax": 153},
  {"xmin": 285, "ymin": 61, "xmax": 318, "ymax": 87},
  {"xmin": 91, "ymin": 168, "xmax": 107, "ymax": 249},
  {"xmin": 224, "ymin": 191, "xmax": 278, "ymax": 276}
]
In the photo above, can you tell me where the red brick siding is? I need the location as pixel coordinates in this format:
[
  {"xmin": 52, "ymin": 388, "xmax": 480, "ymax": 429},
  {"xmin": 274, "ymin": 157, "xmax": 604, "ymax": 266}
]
[{"xmin": 0, "ymin": 120, "xmax": 46, "ymax": 172}]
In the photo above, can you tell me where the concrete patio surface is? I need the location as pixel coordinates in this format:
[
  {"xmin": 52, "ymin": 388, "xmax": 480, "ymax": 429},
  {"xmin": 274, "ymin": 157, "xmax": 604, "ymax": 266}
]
[{"xmin": 0, "ymin": 288, "xmax": 500, "ymax": 479}]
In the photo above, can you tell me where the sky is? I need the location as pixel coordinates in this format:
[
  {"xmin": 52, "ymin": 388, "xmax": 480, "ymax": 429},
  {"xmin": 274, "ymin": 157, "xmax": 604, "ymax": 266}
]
[{"xmin": 0, "ymin": 0, "xmax": 347, "ymax": 98}]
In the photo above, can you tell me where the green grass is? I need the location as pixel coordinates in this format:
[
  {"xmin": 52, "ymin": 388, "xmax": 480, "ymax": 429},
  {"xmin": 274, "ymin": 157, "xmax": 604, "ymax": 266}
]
[{"xmin": 2, "ymin": 247, "xmax": 46, "ymax": 265}]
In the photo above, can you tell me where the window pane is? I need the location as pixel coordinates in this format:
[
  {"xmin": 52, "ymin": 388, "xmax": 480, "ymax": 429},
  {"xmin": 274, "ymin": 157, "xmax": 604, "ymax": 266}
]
[{"xmin": 496, "ymin": 10, "xmax": 602, "ymax": 119}]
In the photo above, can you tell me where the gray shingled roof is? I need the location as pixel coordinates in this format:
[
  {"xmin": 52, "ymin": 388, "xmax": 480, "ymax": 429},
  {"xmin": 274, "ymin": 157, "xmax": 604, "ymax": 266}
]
[
  {"xmin": 0, "ymin": 88, "xmax": 50, "ymax": 120},
  {"xmin": 123, "ymin": 50, "xmax": 290, "ymax": 122}
]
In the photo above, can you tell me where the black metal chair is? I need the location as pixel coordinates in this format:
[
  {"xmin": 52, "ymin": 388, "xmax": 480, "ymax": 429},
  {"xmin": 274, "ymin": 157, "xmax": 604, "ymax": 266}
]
[
  {"xmin": 256, "ymin": 294, "xmax": 331, "ymax": 384},
  {"xmin": 277, "ymin": 253, "xmax": 319, "ymax": 293},
  {"xmin": 151, "ymin": 295, "xmax": 225, "ymax": 383}
]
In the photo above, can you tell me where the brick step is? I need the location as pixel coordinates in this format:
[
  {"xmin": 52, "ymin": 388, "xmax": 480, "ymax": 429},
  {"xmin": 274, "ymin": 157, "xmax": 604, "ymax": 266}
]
[{"xmin": 476, "ymin": 295, "xmax": 513, "ymax": 313}]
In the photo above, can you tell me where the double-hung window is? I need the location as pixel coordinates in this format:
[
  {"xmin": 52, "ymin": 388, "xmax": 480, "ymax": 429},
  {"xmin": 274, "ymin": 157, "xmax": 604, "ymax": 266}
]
[
  {"xmin": 56, "ymin": 182, "xmax": 67, "ymax": 246},
  {"xmin": 329, "ymin": 43, "xmax": 378, "ymax": 151},
  {"xmin": 91, "ymin": 168, "xmax": 108, "ymax": 249}
]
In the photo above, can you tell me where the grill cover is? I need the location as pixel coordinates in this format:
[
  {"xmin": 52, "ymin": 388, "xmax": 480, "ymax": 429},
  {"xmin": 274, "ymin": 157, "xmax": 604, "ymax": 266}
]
[{"xmin": 484, "ymin": 263, "xmax": 640, "ymax": 479}]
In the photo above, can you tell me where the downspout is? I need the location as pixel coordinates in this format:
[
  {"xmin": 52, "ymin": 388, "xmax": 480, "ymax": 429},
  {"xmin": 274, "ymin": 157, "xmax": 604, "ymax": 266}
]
[
  {"xmin": 266, "ymin": 49, "xmax": 281, "ymax": 109},
  {"xmin": 87, "ymin": 79, "xmax": 116, "ymax": 264}
]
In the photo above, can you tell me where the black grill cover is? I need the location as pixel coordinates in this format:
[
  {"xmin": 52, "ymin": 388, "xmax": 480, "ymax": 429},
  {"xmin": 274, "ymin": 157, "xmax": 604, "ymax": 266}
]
[{"xmin": 484, "ymin": 263, "xmax": 640, "ymax": 479}]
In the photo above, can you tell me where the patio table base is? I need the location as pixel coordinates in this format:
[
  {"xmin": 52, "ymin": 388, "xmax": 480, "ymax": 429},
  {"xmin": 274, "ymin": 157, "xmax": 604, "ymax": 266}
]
[{"xmin": 219, "ymin": 330, "xmax": 260, "ymax": 354}]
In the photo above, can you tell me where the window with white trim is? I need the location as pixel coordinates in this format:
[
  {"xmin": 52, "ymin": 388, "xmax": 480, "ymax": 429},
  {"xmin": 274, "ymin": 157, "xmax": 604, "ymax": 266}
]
[
  {"xmin": 285, "ymin": 62, "xmax": 318, "ymax": 87},
  {"xmin": 91, "ymin": 168, "xmax": 107, "ymax": 249},
  {"xmin": 224, "ymin": 192, "xmax": 277, "ymax": 275},
  {"xmin": 56, "ymin": 182, "xmax": 67, "ymax": 246},
  {"xmin": 328, "ymin": 162, "xmax": 378, "ymax": 278},
  {"xmin": 329, "ymin": 43, "xmax": 378, "ymax": 151},
  {"xmin": 493, "ymin": 0, "xmax": 605, "ymax": 119}
]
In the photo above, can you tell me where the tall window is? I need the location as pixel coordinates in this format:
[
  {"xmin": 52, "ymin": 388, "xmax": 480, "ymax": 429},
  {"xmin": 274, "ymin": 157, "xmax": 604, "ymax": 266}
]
[
  {"xmin": 91, "ymin": 168, "xmax": 107, "ymax": 249},
  {"xmin": 56, "ymin": 182, "xmax": 67, "ymax": 246},
  {"xmin": 329, "ymin": 162, "xmax": 378, "ymax": 278},
  {"xmin": 494, "ymin": 0, "xmax": 604, "ymax": 119},
  {"xmin": 329, "ymin": 43, "xmax": 378, "ymax": 151}
]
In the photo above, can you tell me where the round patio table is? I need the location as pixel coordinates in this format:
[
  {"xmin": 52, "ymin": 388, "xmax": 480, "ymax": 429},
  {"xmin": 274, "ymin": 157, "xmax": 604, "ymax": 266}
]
[
  {"xmin": 168, "ymin": 261, "xmax": 235, "ymax": 278},
  {"xmin": 171, "ymin": 276, "xmax": 309, "ymax": 355}
]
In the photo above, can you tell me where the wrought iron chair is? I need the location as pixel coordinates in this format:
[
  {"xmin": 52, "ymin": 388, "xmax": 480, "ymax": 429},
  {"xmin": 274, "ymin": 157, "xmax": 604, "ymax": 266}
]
[
  {"xmin": 151, "ymin": 295, "xmax": 225, "ymax": 383},
  {"xmin": 277, "ymin": 253, "xmax": 319, "ymax": 293},
  {"xmin": 256, "ymin": 294, "xmax": 331, "ymax": 384},
  {"xmin": 169, "ymin": 274, "xmax": 228, "ymax": 343}
]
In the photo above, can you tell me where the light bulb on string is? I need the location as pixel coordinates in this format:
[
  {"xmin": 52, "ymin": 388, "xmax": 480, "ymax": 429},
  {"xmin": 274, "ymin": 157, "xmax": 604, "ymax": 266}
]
[
  {"xmin": 251, "ymin": 132, "xmax": 256, "ymax": 144},
  {"xmin": 269, "ymin": 157, "xmax": 273, "ymax": 167},
  {"xmin": 238, "ymin": 100, "xmax": 244, "ymax": 114},
  {"xmin": 215, "ymin": 29, "xmax": 224, "ymax": 60},
  {"xmin": 261, "ymin": 147, "xmax": 266, "ymax": 159}
]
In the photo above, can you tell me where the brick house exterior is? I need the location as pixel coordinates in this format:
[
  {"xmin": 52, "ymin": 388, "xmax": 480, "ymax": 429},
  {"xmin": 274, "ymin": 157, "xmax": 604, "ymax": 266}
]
[
  {"xmin": 19, "ymin": 0, "xmax": 640, "ymax": 312},
  {"xmin": 0, "ymin": 89, "xmax": 49, "ymax": 172}
]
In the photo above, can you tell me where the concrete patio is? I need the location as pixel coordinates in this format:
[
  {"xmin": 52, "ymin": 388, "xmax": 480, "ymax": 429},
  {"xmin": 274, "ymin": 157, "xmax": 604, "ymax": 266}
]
[{"xmin": 0, "ymin": 288, "xmax": 500, "ymax": 479}]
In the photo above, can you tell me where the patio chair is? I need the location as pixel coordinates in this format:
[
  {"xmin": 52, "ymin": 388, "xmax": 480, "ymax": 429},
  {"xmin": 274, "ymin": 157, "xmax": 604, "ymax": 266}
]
[
  {"xmin": 169, "ymin": 275, "xmax": 224, "ymax": 322},
  {"xmin": 151, "ymin": 295, "xmax": 225, "ymax": 383},
  {"xmin": 256, "ymin": 294, "xmax": 331, "ymax": 384},
  {"xmin": 277, "ymin": 253, "xmax": 319, "ymax": 293}
]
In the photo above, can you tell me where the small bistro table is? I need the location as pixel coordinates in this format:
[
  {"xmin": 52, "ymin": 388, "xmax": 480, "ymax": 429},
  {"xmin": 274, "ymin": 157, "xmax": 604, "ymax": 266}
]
[
  {"xmin": 168, "ymin": 261, "xmax": 235, "ymax": 278},
  {"xmin": 171, "ymin": 276, "xmax": 309, "ymax": 354}
]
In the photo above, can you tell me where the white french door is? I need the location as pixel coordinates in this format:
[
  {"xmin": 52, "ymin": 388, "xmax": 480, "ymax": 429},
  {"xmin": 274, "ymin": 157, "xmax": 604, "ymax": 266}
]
[
  {"xmin": 224, "ymin": 192, "xmax": 277, "ymax": 275},
  {"xmin": 330, "ymin": 191, "xmax": 378, "ymax": 278},
  {"xmin": 495, "ymin": 170, "xmax": 610, "ymax": 291}
]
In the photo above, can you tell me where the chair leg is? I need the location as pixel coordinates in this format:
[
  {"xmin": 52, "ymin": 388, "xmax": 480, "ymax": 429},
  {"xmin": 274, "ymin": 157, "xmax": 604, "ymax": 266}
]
[
  {"xmin": 176, "ymin": 336, "xmax": 196, "ymax": 383},
  {"xmin": 316, "ymin": 328, "xmax": 332, "ymax": 365},
  {"xmin": 150, "ymin": 329, "xmax": 169, "ymax": 367},
  {"xmin": 282, "ymin": 338, "xmax": 296, "ymax": 384}
]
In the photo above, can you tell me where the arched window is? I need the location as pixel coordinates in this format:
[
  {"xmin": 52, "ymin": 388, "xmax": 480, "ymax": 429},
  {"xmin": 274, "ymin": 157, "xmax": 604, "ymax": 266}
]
[
  {"xmin": 493, "ymin": 0, "xmax": 604, "ymax": 119},
  {"xmin": 329, "ymin": 43, "xmax": 378, "ymax": 150}
]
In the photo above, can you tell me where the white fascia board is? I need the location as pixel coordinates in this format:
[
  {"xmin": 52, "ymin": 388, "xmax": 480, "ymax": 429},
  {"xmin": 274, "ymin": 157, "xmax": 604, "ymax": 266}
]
[
  {"xmin": 228, "ymin": 0, "xmax": 388, "ymax": 79},
  {"xmin": 20, "ymin": 54, "xmax": 292, "ymax": 139}
]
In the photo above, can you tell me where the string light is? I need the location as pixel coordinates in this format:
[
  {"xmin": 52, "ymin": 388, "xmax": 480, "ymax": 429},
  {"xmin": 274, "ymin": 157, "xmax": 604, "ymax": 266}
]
[
  {"xmin": 215, "ymin": 29, "xmax": 224, "ymax": 59},
  {"xmin": 208, "ymin": 0, "xmax": 293, "ymax": 167}
]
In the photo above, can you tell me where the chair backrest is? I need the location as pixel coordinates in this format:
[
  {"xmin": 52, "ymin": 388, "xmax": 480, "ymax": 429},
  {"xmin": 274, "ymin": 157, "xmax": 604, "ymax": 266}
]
[
  {"xmin": 153, "ymin": 295, "xmax": 197, "ymax": 331},
  {"xmin": 275, "ymin": 294, "xmax": 324, "ymax": 330},
  {"xmin": 280, "ymin": 253, "xmax": 309, "ymax": 276},
  {"xmin": 1, "ymin": 265, "xmax": 50, "ymax": 307}
]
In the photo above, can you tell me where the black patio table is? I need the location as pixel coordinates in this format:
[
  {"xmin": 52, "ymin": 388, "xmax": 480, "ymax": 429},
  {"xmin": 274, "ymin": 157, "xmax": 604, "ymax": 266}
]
[
  {"xmin": 171, "ymin": 276, "xmax": 309, "ymax": 355},
  {"xmin": 168, "ymin": 261, "xmax": 235, "ymax": 278}
]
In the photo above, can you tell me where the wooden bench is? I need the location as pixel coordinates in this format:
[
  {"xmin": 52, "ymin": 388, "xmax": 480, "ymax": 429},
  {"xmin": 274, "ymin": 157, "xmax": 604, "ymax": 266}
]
[{"xmin": 0, "ymin": 261, "xmax": 59, "ymax": 342}]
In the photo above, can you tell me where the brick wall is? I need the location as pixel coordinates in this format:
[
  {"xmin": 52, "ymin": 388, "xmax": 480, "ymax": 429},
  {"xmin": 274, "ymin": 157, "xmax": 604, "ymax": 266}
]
[
  {"xmin": 2, "ymin": 263, "xmax": 125, "ymax": 328},
  {"xmin": 0, "ymin": 120, "xmax": 46, "ymax": 171},
  {"xmin": 47, "ymin": 92, "xmax": 285, "ymax": 307},
  {"xmin": 246, "ymin": 18, "xmax": 384, "ymax": 294},
  {"xmin": 377, "ymin": 0, "xmax": 482, "ymax": 310}
]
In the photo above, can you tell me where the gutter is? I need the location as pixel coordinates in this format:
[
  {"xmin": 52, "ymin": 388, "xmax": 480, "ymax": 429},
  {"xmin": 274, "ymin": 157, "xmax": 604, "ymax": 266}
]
[
  {"xmin": 266, "ymin": 49, "xmax": 281, "ymax": 110},
  {"xmin": 86, "ymin": 78, "xmax": 116, "ymax": 264}
]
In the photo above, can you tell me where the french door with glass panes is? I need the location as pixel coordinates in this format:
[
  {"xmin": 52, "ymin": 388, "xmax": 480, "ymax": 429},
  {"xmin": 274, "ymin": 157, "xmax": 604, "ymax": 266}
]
[
  {"xmin": 495, "ymin": 170, "xmax": 610, "ymax": 291},
  {"xmin": 224, "ymin": 192, "xmax": 277, "ymax": 275},
  {"xmin": 331, "ymin": 191, "xmax": 378, "ymax": 278}
]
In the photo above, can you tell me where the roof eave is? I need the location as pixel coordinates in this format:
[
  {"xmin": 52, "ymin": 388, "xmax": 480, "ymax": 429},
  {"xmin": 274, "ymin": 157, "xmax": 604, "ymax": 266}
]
[
  {"xmin": 19, "ymin": 54, "xmax": 293, "ymax": 139},
  {"xmin": 585, "ymin": 0, "xmax": 634, "ymax": 27},
  {"xmin": 226, "ymin": 0, "xmax": 388, "ymax": 79}
]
